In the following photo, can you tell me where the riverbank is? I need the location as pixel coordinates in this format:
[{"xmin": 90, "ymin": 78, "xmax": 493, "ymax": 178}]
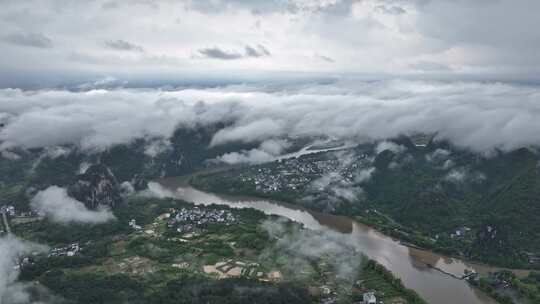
[
  {"xmin": 157, "ymin": 176, "xmax": 503, "ymax": 304},
  {"xmin": 13, "ymin": 194, "xmax": 430, "ymax": 304},
  {"xmin": 352, "ymin": 211, "xmax": 534, "ymax": 278},
  {"xmin": 188, "ymin": 175, "xmax": 533, "ymax": 279}
]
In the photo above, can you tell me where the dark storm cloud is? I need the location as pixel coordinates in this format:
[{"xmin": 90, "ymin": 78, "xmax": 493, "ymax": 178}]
[
  {"xmin": 198, "ymin": 45, "xmax": 271, "ymax": 60},
  {"xmin": 104, "ymin": 39, "xmax": 144, "ymax": 52},
  {"xmin": 3, "ymin": 32, "xmax": 52, "ymax": 48}
]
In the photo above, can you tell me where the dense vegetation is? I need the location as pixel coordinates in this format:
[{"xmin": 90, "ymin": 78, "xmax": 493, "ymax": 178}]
[
  {"xmin": 12, "ymin": 191, "xmax": 427, "ymax": 304},
  {"xmin": 5, "ymin": 128, "xmax": 540, "ymax": 302},
  {"xmin": 34, "ymin": 271, "xmax": 314, "ymax": 304},
  {"xmin": 468, "ymin": 271, "xmax": 540, "ymax": 304},
  {"xmin": 191, "ymin": 138, "xmax": 540, "ymax": 269},
  {"xmin": 362, "ymin": 260, "xmax": 426, "ymax": 304},
  {"xmin": 0, "ymin": 123, "xmax": 262, "ymax": 211},
  {"xmin": 154, "ymin": 275, "xmax": 313, "ymax": 304}
]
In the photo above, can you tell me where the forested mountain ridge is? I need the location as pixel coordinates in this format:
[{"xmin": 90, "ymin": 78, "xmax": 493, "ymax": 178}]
[
  {"xmin": 191, "ymin": 137, "xmax": 540, "ymax": 268},
  {"xmin": 3, "ymin": 125, "xmax": 540, "ymax": 267}
]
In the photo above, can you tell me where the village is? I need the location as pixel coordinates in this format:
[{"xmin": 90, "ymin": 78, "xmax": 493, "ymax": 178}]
[
  {"xmin": 48, "ymin": 242, "xmax": 82, "ymax": 258},
  {"xmin": 234, "ymin": 152, "xmax": 370, "ymax": 195},
  {"xmin": 1, "ymin": 204, "xmax": 42, "ymax": 234},
  {"xmin": 168, "ymin": 207, "xmax": 237, "ymax": 233},
  {"xmin": 3, "ymin": 193, "xmax": 424, "ymax": 304},
  {"xmin": 123, "ymin": 204, "xmax": 390, "ymax": 303},
  {"xmin": 128, "ymin": 206, "xmax": 238, "ymax": 236}
]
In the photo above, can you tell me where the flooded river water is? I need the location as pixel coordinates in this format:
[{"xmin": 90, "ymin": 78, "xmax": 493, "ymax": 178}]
[{"xmin": 153, "ymin": 173, "xmax": 532, "ymax": 304}]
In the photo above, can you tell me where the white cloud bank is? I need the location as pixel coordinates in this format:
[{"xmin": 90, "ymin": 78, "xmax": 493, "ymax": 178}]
[
  {"xmin": 0, "ymin": 235, "xmax": 48, "ymax": 304},
  {"xmin": 215, "ymin": 139, "xmax": 291, "ymax": 164},
  {"xmin": 31, "ymin": 186, "xmax": 116, "ymax": 224},
  {"xmin": 444, "ymin": 168, "xmax": 486, "ymax": 184},
  {"xmin": 375, "ymin": 141, "xmax": 407, "ymax": 155},
  {"xmin": 2, "ymin": 80, "xmax": 540, "ymax": 155}
]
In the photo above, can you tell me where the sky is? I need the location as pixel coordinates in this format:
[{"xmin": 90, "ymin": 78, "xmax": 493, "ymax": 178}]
[
  {"xmin": 1, "ymin": 2, "xmax": 540, "ymax": 300},
  {"xmin": 1, "ymin": 0, "xmax": 540, "ymax": 155},
  {"xmin": 1, "ymin": 0, "xmax": 540, "ymax": 87}
]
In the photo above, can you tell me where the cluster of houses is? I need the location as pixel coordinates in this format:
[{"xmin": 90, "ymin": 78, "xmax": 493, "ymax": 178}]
[
  {"xmin": 526, "ymin": 252, "xmax": 540, "ymax": 264},
  {"xmin": 0, "ymin": 204, "xmax": 16, "ymax": 216},
  {"xmin": 1, "ymin": 204, "xmax": 39, "ymax": 217},
  {"xmin": 360, "ymin": 292, "xmax": 377, "ymax": 304},
  {"xmin": 48, "ymin": 243, "xmax": 81, "ymax": 257},
  {"xmin": 167, "ymin": 207, "xmax": 237, "ymax": 233},
  {"xmin": 235, "ymin": 152, "xmax": 371, "ymax": 195},
  {"xmin": 127, "ymin": 207, "xmax": 237, "ymax": 236}
]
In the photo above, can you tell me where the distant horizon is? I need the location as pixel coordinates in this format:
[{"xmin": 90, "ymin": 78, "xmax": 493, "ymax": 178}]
[
  {"xmin": 5, "ymin": 70, "xmax": 540, "ymax": 90},
  {"xmin": 2, "ymin": 1, "xmax": 540, "ymax": 88},
  {"xmin": 3, "ymin": 2, "xmax": 540, "ymax": 304}
]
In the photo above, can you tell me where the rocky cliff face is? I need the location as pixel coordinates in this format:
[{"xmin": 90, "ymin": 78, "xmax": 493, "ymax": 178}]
[{"xmin": 68, "ymin": 164, "xmax": 122, "ymax": 210}]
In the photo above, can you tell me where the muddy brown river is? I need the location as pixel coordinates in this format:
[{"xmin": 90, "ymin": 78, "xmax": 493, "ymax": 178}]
[{"xmin": 154, "ymin": 175, "xmax": 528, "ymax": 304}]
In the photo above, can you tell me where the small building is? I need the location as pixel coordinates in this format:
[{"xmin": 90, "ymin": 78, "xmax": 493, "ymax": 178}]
[
  {"xmin": 128, "ymin": 219, "xmax": 142, "ymax": 230},
  {"xmin": 363, "ymin": 292, "xmax": 377, "ymax": 304},
  {"xmin": 1, "ymin": 205, "xmax": 16, "ymax": 216},
  {"xmin": 454, "ymin": 226, "xmax": 471, "ymax": 237}
]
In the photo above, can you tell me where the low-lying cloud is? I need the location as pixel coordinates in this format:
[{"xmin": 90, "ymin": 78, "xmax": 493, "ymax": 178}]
[
  {"xmin": 31, "ymin": 186, "xmax": 116, "ymax": 224},
  {"xmin": 2, "ymin": 79, "xmax": 540, "ymax": 155},
  {"xmin": 144, "ymin": 137, "xmax": 172, "ymax": 157},
  {"xmin": 215, "ymin": 139, "xmax": 290, "ymax": 164},
  {"xmin": 375, "ymin": 141, "xmax": 407, "ymax": 154},
  {"xmin": 261, "ymin": 219, "xmax": 363, "ymax": 283},
  {"xmin": 426, "ymin": 148, "xmax": 451, "ymax": 163},
  {"xmin": 355, "ymin": 167, "xmax": 376, "ymax": 183},
  {"xmin": 444, "ymin": 167, "xmax": 485, "ymax": 184},
  {"xmin": 426, "ymin": 148, "xmax": 455, "ymax": 169},
  {"xmin": 0, "ymin": 235, "xmax": 49, "ymax": 304}
]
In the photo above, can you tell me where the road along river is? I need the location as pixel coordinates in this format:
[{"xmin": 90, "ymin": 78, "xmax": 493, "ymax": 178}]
[{"xmin": 153, "ymin": 173, "xmax": 534, "ymax": 304}]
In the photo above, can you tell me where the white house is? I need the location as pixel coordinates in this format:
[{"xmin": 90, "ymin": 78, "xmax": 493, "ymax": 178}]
[{"xmin": 363, "ymin": 292, "xmax": 377, "ymax": 304}]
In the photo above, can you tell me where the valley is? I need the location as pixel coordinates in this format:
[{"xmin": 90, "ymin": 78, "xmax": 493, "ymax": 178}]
[
  {"xmin": 3, "ymin": 132, "xmax": 540, "ymax": 304},
  {"xmin": 8, "ymin": 195, "xmax": 426, "ymax": 304},
  {"xmin": 2, "ymin": 2, "xmax": 540, "ymax": 303},
  {"xmin": 190, "ymin": 139, "xmax": 540, "ymax": 270}
]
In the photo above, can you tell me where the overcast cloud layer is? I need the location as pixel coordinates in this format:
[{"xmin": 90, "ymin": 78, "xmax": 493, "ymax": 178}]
[
  {"xmin": 1, "ymin": 0, "xmax": 540, "ymax": 86},
  {"xmin": 1, "ymin": 79, "xmax": 540, "ymax": 154},
  {"xmin": 0, "ymin": 80, "xmax": 540, "ymax": 155}
]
